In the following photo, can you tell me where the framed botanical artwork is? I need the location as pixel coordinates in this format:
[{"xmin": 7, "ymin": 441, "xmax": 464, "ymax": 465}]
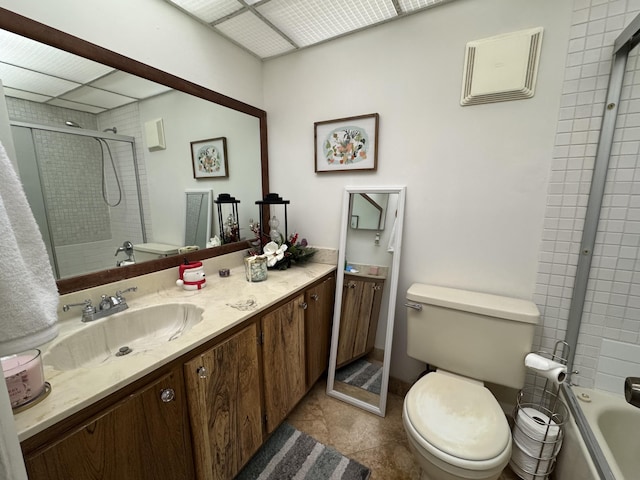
[
  {"xmin": 314, "ymin": 113, "xmax": 379, "ymax": 173},
  {"xmin": 191, "ymin": 137, "xmax": 229, "ymax": 179}
]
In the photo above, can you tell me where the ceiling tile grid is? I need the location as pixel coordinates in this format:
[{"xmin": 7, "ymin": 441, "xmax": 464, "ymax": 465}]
[
  {"xmin": 215, "ymin": 10, "xmax": 295, "ymax": 58},
  {"xmin": 398, "ymin": 0, "xmax": 449, "ymax": 13},
  {"xmin": 47, "ymin": 98, "xmax": 106, "ymax": 114},
  {"xmin": 90, "ymin": 72, "xmax": 172, "ymax": 99},
  {"xmin": 0, "ymin": 63, "xmax": 80, "ymax": 97},
  {"xmin": 61, "ymin": 86, "xmax": 137, "ymax": 110},
  {"xmin": 256, "ymin": 0, "xmax": 398, "ymax": 47},
  {"xmin": 0, "ymin": 30, "xmax": 113, "ymax": 83},
  {"xmin": 169, "ymin": 0, "xmax": 243, "ymax": 23}
]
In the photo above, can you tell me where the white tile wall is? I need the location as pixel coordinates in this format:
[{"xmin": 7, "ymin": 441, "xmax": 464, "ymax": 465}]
[
  {"xmin": 536, "ymin": 0, "xmax": 640, "ymax": 389},
  {"xmin": 595, "ymin": 339, "xmax": 640, "ymax": 392}
]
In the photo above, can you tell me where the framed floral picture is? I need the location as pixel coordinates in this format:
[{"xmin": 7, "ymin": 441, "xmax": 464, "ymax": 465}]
[
  {"xmin": 190, "ymin": 137, "xmax": 229, "ymax": 179},
  {"xmin": 314, "ymin": 113, "xmax": 379, "ymax": 173}
]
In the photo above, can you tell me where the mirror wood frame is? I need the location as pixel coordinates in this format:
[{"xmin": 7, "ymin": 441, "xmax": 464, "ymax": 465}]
[
  {"xmin": 0, "ymin": 8, "xmax": 269, "ymax": 295},
  {"xmin": 326, "ymin": 185, "xmax": 406, "ymax": 417}
]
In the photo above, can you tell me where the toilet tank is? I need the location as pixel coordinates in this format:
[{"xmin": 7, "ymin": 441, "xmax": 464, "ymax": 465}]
[
  {"xmin": 406, "ymin": 284, "xmax": 539, "ymax": 389},
  {"xmin": 133, "ymin": 243, "xmax": 180, "ymax": 262}
]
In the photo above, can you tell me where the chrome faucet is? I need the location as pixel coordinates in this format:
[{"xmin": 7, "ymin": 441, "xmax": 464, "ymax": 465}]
[
  {"xmin": 625, "ymin": 377, "xmax": 640, "ymax": 408},
  {"xmin": 115, "ymin": 240, "xmax": 135, "ymax": 266},
  {"xmin": 63, "ymin": 286, "xmax": 138, "ymax": 322}
]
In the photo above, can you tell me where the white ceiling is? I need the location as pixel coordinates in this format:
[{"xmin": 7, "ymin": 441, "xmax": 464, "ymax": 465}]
[
  {"xmin": 0, "ymin": 0, "xmax": 452, "ymax": 113},
  {"xmin": 165, "ymin": 0, "xmax": 454, "ymax": 59}
]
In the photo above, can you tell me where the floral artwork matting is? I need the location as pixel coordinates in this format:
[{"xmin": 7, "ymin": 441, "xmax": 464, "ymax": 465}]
[
  {"xmin": 314, "ymin": 113, "xmax": 379, "ymax": 173},
  {"xmin": 191, "ymin": 137, "xmax": 229, "ymax": 179}
]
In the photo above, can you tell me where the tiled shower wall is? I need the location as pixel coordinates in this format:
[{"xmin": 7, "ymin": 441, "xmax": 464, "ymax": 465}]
[
  {"xmin": 6, "ymin": 97, "xmax": 109, "ymax": 245},
  {"xmin": 535, "ymin": 0, "xmax": 640, "ymax": 391}
]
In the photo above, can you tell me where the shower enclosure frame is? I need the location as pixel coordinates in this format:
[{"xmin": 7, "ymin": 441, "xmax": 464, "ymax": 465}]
[
  {"xmin": 558, "ymin": 13, "xmax": 640, "ymax": 480},
  {"xmin": 10, "ymin": 120, "xmax": 147, "ymax": 278},
  {"xmin": 565, "ymin": 14, "xmax": 640, "ymax": 373}
]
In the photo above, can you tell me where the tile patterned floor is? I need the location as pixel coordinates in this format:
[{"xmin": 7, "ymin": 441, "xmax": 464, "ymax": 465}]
[{"xmin": 289, "ymin": 379, "xmax": 520, "ymax": 480}]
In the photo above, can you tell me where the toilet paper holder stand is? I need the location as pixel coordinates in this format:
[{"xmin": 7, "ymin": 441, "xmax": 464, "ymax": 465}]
[{"xmin": 510, "ymin": 341, "xmax": 570, "ymax": 480}]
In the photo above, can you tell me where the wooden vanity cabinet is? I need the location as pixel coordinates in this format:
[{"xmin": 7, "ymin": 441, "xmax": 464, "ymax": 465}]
[
  {"xmin": 336, "ymin": 274, "xmax": 384, "ymax": 368},
  {"xmin": 305, "ymin": 275, "xmax": 335, "ymax": 388},
  {"xmin": 21, "ymin": 272, "xmax": 336, "ymax": 480},
  {"xmin": 184, "ymin": 322, "xmax": 263, "ymax": 480},
  {"xmin": 261, "ymin": 293, "xmax": 307, "ymax": 434},
  {"xmin": 23, "ymin": 367, "xmax": 195, "ymax": 480}
]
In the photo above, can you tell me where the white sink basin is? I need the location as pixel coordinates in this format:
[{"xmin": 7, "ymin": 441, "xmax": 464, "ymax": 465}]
[{"xmin": 45, "ymin": 303, "xmax": 203, "ymax": 371}]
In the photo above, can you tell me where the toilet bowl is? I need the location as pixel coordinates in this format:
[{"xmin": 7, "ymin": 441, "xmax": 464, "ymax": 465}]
[{"xmin": 402, "ymin": 371, "xmax": 511, "ymax": 480}]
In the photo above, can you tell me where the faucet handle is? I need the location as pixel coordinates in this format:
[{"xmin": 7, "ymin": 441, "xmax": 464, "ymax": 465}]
[
  {"xmin": 115, "ymin": 286, "xmax": 138, "ymax": 301},
  {"xmin": 63, "ymin": 299, "xmax": 96, "ymax": 314}
]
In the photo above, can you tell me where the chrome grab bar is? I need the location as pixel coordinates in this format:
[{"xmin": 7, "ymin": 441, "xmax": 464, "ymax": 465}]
[{"xmin": 405, "ymin": 302, "xmax": 423, "ymax": 311}]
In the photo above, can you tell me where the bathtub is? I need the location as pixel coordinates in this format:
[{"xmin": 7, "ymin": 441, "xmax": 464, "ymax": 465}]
[{"xmin": 554, "ymin": 384, "xmax": 639, "ymax": 480}]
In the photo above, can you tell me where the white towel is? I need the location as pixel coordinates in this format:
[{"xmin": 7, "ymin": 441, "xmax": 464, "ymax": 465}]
[
  {"xmin": 387, "ymin": 217, "xmax": 398, "ymax": 253},
  {"xmin": 0, "ymin": 141, "xmax": 58, "ymax": 356}
]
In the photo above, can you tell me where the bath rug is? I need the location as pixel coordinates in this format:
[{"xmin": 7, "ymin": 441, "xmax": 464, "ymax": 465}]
[
  {"xmin": 236, "ymin": 422, "xmax": 370, "ymax": 480},
  {"xmin": 335, "ymin": 359, "xmax": 382, "ymax": 395}
]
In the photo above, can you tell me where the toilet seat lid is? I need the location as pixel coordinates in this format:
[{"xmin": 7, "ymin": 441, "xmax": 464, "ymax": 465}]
[{"xmin": 405, "ymin": 372, "xmax": 510, "ymax": 461}]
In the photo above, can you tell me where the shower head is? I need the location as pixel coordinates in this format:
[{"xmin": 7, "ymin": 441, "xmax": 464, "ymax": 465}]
[
  {"xmin": 65, "ymin": 120, "xmax": 81, "ymax": 128},
  {"xmin": 103, "ymin": 127, "xmax": 118, "ymax": 134}
]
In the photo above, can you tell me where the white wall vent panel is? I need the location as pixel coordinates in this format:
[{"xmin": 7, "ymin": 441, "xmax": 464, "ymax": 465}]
[
  {"xmin": 145, "ymin": 118, "xmax": 166, "ymax": 151},
  {"xmin": 460, "ymin": 27, "xmax": 543, "ymax": 106}
]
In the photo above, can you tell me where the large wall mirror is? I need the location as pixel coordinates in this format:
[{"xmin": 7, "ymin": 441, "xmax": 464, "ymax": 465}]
[
  {"xmin": 0, "ymin": 9, "xmax": 268, "ymax": 294},
  {"xmin": 327, "ymin": 186, "xmax": 406, "ymax": 416}
]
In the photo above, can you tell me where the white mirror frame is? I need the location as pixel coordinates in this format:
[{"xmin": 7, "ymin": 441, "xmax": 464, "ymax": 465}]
[{"xmin": 326, "ymin": 185, "xmax": 406, "ymax": 416}]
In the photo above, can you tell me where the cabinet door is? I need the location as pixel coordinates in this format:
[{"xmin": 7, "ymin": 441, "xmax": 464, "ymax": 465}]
[
  {"xmin": 184, "ymin": 323, "xmax": 263, "ymax": 480},
  {"xmin": 25, "ymin": 368, "xmax": 195, "ymax": 480},
  {"xmin": 305, "ymin": 275, "xmax": 335, "ymax": 388},
  {"xmin": 336, "ymin": 277, "xmax": 384, "ymax": 367},
  {"xmin": 262, "ymin": 294, "xmax": 306, "ymax": 434}
]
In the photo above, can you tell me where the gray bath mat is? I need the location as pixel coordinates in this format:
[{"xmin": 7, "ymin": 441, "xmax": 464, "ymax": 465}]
[
  {"xmin": 236, "ymin": 422, "xmax": 370, "ymax": 480},
  {"xmin": 335, "ymin": 359, "xmax": 382, "ymax": 395}
]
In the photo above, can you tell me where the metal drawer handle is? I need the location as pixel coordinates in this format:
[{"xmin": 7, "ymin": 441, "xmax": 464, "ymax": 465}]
[
  {"xmin": 405, "ymin": 302, "xmax": 423, "ymax": 311},
  {"xmin": 344, "ymin": 282, "xmax": 356, "ymax": 289},
  {"xmin": 311, "ymin": 293, "xmax": 319, "ymax": 301},
  {"xmin": 196, "ymin": 366, "xmax": 207, "ymax": 378}
]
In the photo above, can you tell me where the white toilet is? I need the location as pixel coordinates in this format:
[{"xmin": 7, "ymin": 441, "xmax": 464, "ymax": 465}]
[{"xmin": 403, "ymin": 284, "xmax": 539, "ymax": 480}]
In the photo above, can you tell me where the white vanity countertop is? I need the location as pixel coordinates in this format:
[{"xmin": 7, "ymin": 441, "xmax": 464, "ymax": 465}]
[{"xmin": 14, "ymin": 255, "xmax": 335, "ymax": 441}]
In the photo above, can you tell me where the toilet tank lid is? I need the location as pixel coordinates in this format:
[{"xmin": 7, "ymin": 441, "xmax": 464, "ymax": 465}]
[
  {"xmin": 407, "ymin": 283, "xmax": 539, "ymax": 324},
  {"xmin": 133, "ymin": 243, "xmax": 180, "ymax": 254}
]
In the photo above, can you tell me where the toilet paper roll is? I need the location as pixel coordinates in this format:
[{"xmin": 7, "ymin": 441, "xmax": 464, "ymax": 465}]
[
  {"xmin": 513, "ymin": 407, "xmax": 562, "ymax": 458},
  {"xmin": 524, "ymin": 353, "xmax": 567, "ymax": 384}
]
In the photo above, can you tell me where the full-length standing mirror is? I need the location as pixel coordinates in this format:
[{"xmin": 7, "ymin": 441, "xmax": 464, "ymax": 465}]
[
  {"xmin": 184, "ymin": 189, "xmax": 212, "ymax": 249},
  {"xmin": 327, "ymin": 186, "xmax": 406, "ymax": 416}
]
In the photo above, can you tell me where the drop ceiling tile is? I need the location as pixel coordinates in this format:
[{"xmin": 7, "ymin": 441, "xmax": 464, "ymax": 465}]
[
  {"xmin": 397, "ymin": 0, "xmax": 448, "ymax": 12},
  {"xmin": 257, "ymin": 0, "xmax": 398, "ymax": 47},
  {"xmin": 0, "ymin": 30, "xmax": 114, "ymax": 83},
  {"xmin": 216, "ymin": 10, "xmax": 295, "ymax": 58},
  {"xmin": 2, "ymin": 87, "xmax": 52, "ymax": 103},
  {"xmin": 60, "ymin": 86, "xmax": 137, "ymax": 109},
  {"xmin": 0, "ymin": 63, "xmax": 80, "ymax": 97},
  {"xmin": 89, "ymin": 71, "xmax": 172, "ymax": 99},
  {"xmin": 46, "ymin": 98, "xmax": 107, "ymax": 114},
  {"xmin": 167, "ymin": 0, "xmax": 243, "ymax": 23}
]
